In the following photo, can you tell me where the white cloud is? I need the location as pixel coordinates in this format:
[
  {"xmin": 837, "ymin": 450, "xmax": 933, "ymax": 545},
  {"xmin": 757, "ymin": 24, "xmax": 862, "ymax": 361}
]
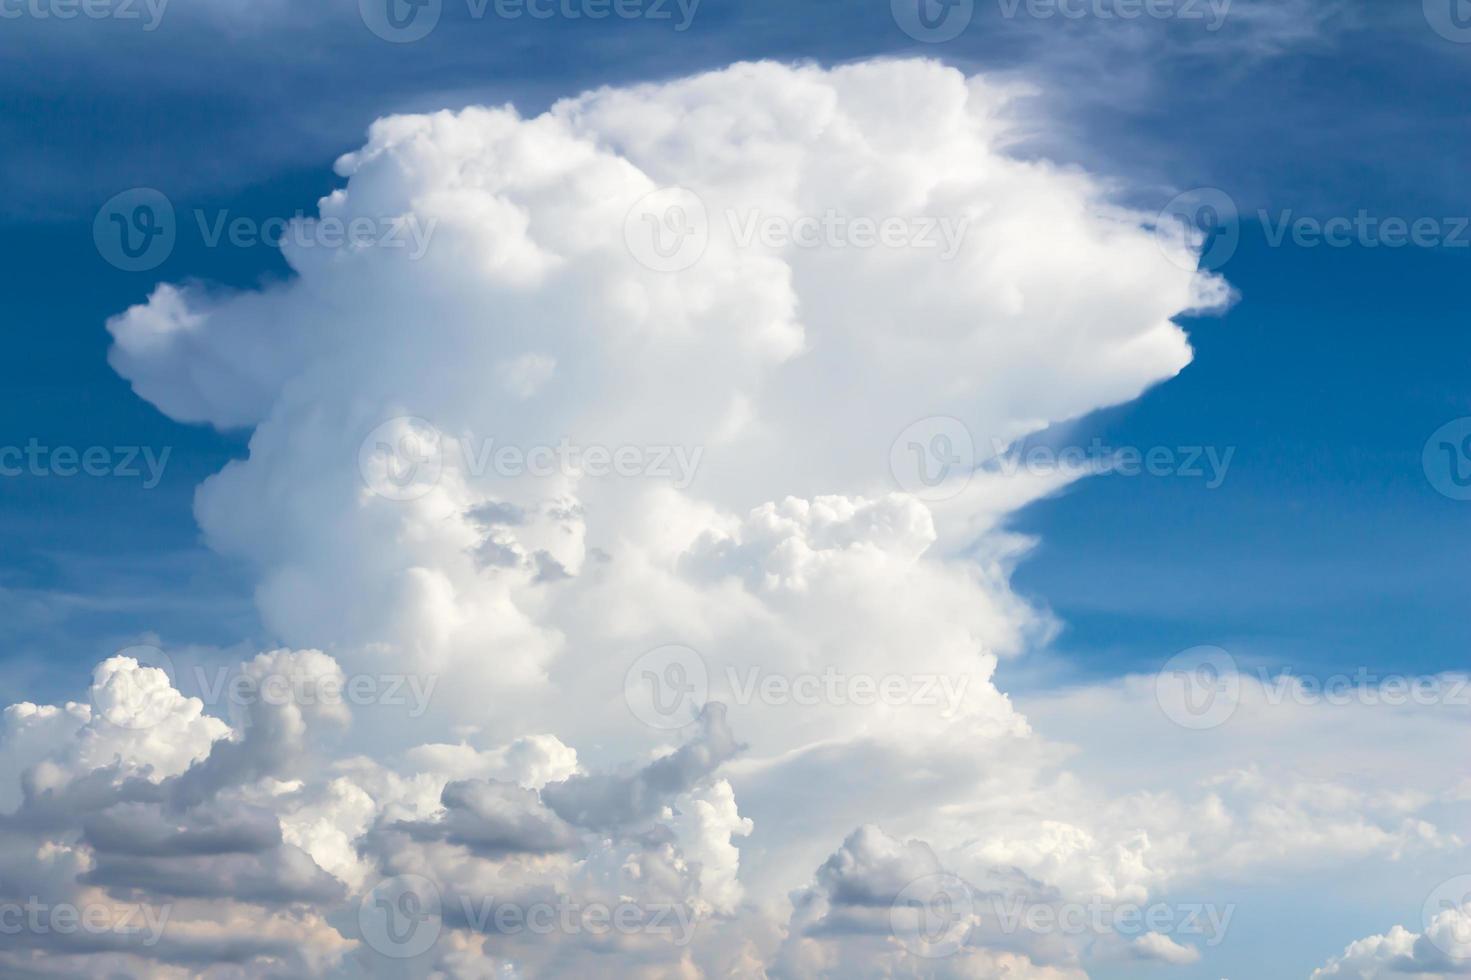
[
  {"xmin": 1127, "ymin": 931, "xmax": 1201, "ymax": 964},
  {"xmin": 1312, "ymin": 906, "xmax": 1471, "ymax": 978},
  {"xmin": 9, "ymin": 56, "xmax": 1454, "ymax": 978},
  {"xmin": 0, "ymin": 657, "xmax": 229, "ymax": 814}
]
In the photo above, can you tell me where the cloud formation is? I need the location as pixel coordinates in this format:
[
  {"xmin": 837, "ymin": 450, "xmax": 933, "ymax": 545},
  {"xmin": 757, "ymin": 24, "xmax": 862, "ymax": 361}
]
[{"xmin": 9, "ymin": 56, "xmax": 1457, "ymax": 978}]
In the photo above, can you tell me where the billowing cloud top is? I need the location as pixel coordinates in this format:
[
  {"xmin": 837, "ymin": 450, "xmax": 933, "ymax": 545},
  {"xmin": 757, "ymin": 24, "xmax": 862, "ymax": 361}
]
[{"xmin": 102, "ymin": 57, "xmax": 1224, "ymax": 740}]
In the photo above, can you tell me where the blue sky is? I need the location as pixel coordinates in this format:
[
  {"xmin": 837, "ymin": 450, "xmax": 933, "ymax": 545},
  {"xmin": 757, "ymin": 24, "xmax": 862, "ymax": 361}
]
[
  {"xmin": 2, "ymin": 2, "xmax": 1470, "ymax": 977},
  {"xmin": 1008, "ymin": 225, "xmax": 1471, "ymax": 687}
]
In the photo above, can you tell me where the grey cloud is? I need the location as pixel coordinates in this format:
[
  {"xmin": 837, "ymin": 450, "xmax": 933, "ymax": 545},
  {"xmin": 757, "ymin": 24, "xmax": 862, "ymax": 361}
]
[
  {"xmin": 82, "ymin": 801, "xmax": 282, "ymax": 857},
  {"xmin": 81, "ymin": 844, "xmax": 344, "ymax": 905},
  {"xmin": 394, "ymin": 779, "xmax": 579, "ymax": 858},
  {"xmin": 468, "ymin": 501, "xmax": 527, "ymax": 527},
  {"xmin": 542, "ymin": 703, "xmax": 742, "ymax": 831}
]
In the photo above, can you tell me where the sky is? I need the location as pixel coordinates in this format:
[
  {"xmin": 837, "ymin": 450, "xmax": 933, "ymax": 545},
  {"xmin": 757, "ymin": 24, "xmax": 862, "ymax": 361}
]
[{"xmin": 0, "ymin": 1, "xmax": 1469, "ymax": 978}]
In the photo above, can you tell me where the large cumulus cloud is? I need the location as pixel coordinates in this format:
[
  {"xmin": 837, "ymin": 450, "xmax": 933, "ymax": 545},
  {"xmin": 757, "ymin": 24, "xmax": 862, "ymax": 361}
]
[
  {"xmin": 12, "ymin": 57, "xmax": 1455, "ymax": 979},
  {"xmin": 102, "ymin": 59, "xmax": 1222, "ymax": 749}
]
